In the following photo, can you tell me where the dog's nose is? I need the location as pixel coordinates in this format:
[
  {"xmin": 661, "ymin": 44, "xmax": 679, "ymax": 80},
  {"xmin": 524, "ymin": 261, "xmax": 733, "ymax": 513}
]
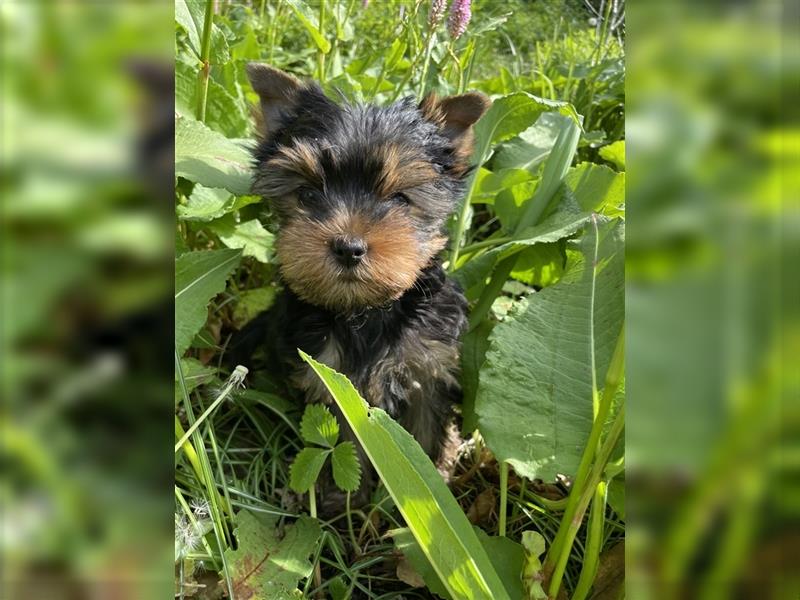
[{"xmin": 330, "ymin": 237, "xmax": 367, "ymax": 267}]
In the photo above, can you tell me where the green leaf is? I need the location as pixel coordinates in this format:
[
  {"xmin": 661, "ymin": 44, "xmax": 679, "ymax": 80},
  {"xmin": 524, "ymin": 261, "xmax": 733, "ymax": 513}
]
[
  {"xmin": 494, "ymin": 180, "xmax": 538, "ymax": 233},
  {"xmin": 598, "ymin": 140, "xmax": 625, "ymax": 170},
  {"xmin": 300, "ymin": 352, "xmax": 509, "ymax": 600},
  {"xmin": 452, "ymin": 203, "xmax": 590, "ymax": 292},
  {"xmin": 490, "ymin": 112, "xmax": 568, "ymax": 171},
  {"xmin": 471, "ymin": 93, "xmax": 579, "ymax": 169},
  {"xmin": 475, "ymin": 528, "xmax": 525, "ymax": 600},
  {"xmin": 224, "ymin": 510, "xmax": 321, "ymax": 599},
  {"xmin": 285, "ymin": 0, "xmax": 331, "ymax": 54},
  {"xmin": 607, "ymin": 476, "xmax": 625, "ymax": 519},
  {"xmin": 232, "ymin": 286, "xmax": 278, "ymax": 329},
  {"xmin": 289, "ymin": 447, "xmax": 331, "ymax": 493},
  {"xmin": 475, "ymin": 218, "xmax": 624, "ymax": 480},
  {"xmin": 175, "ymin": 114, "xmax": 252, "ymax": 196},
  {"xmin": 178, "ymin": 185, "xmax": 234, "ymax": 221},
  {"xmin": 331, "ymin": 441, "xmax": 361, "ymax": 492},
  {"xmin": 209, "ymin": 216, "xmax": 274, "ymax": 263},
  {"xmin": 175, "ymin": 358, "xmax": 216, "ymax": 403},
  {"xmin": 392, "ymin": 527, "xmax": 525, "ymax": 600},
  {"xmin": 176, "ymin": 58, "xmax": 247, "ymax": 137},
  {"xmin": 176, "ymin": 0, "xmax": 230, "ymax": 64},
  {"xmin": 175, "ymin": 248, "xmax": 241, "ymax": 356},
  {"xmin": 175, "ymin": 0, "xmax": 201, "ymax": 56},
  {"xmin": 300, "ymin": 403, "xmax": 340, "ymax": 448},
  {"xmin": 460, "ymin": 319, "xmax": 495, "ymax": 433},
  {"xmin": 565, "ymin": 162, "xmax": 625, "ymax": 217},
  {"xmin": 473, "ymin": 167, "xmax": 536, "ymax": 204},
  {"xmin": 510, "ymin": 243, "xmax": 565, "ymax": 288},
  {"xmin": 384, "ymin": 38, "xmax": 407, "ymax": 71}
]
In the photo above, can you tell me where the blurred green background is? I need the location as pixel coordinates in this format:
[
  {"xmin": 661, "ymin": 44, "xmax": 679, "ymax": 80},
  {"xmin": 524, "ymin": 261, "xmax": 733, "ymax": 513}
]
[
  {"xmin": 626, "ymin": 1, "xmax": 798, "ymax": 598},
  {"xmin": 1, "ymin": 1, "xmax": 174, "ymax": 597}
]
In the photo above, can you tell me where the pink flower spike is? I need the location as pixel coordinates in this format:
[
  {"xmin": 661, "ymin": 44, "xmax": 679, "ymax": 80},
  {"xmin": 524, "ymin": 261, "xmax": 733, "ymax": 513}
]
[
  {"xmin": 428, "ymin": 0, "xmax": 447, "ymax": 28},
  {"xmin": 448, "ymin": 0, "xmax": 471, "ymax": 39}
]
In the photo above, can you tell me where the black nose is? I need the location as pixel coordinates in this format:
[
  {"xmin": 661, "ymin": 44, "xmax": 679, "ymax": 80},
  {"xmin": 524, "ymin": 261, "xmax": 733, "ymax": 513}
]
[{"xmin": 330, "ymin": 237, "xmax": 367, "ymax": 267}]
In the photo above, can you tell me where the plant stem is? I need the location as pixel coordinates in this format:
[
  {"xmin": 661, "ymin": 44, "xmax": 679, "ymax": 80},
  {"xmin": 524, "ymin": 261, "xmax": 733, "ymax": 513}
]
[
  {"xmin": 458, "ymin": 235, "xmax": 512, "ymax": 257},
  {"xmin": 309, "ymin": 486, "xmax": 323, "ymax": 591},
  {"xmin": 547, "ymin": 405, "xmax": 624, "ymax": 599},
  {"xmin": 498, "ymin": 461, "xmax": 509, "ymax": 537},
  {"xmin": 467, "ymin": 257, "xmax": 514, "ymax": 330},
  {"xmin": 317, "ymin": 0, "xmax": 327, "ymax": 82},
  {"xmin": 346, "ymin": 491, "xmax": 361, "ymax": 554},
  {"xmin": 417, "ymin": 28, "xmax": 435, "ymax": 98},
  {"xmin": 570, "ymin": 482, "xmax": 607, "ymax": 600},
  {"xmin": 196, "ymin": 0, "xmax": 215, "ymax": 122},
  {"xmin": 175, "ymin": 365, "xmax": 247, "ymax": 452}
]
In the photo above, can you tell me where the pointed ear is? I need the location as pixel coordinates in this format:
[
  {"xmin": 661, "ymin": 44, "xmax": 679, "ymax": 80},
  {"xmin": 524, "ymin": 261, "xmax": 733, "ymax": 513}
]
[
  {"xmin": 246, "ymin": 63, "xmax": 303, "ymax": 136},
  {"xmin": 420, "ymin": 91, "xmax": 491, "ymax": 166}
]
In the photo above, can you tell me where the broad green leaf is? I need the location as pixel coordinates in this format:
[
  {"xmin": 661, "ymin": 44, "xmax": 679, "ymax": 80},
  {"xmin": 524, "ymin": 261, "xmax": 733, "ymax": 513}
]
[
  {"xmin": 471, "ymin": 93, "xmax": 579, "ymax": 169},
  {"xmin": 490, "ymin": 112, "xmax": 568, "ymax": 171},
  {"xmin": 475, "ymin": 528, "xmax": 525, "ymax": 600},
  {"xmin": 209, "ymin": 216, "xmax": 274, "ymax": 263},
  {"xmin": 232, "ymin": 286, "xmax": 278, "ymax": 329},
  {"xmin": 515, "ymin": 117, "xmax": 582, "ymax": 233},
  {"xmin": 472, "ymin": 167, "xmax": 535, "ymax": 204},
  {"xmin": 175, "ymin": 248, "xmax": 241, "ymax": 356},
  {"xmin": 475, "ymin": 218, "xmax": 624, "ymax": 480},
  {"xmin": 331, "ymin": 441, "xmax": 361, "ymax": 492},
  {"xmin": 175, "ymin": 0, "xmax": 201, "ymax": 56},
  {"xmin": 201, "ymin": 77, "xmax": 248, "ymax": 137},
  {"xmin": 285, "ymin": 0, "xmax": 331, "ymax": 53},
  {"xmin": 300, "ymin": 352, "xmax": 509, "ymax": 600},
  {"xmin": 178, "ymin": 185, "xmax": 233, "ymax": 221},
  {"xmin": 452, "ymin": 203, "xmax": 590, "ymax": 292},
  {"xmin": 392, "ymin": 527, "xmax": 450, "ymax": 599},
  {"xmin": 494, "ymin": 180, "xmax": 538, "ymax": 233},
  {"xmin": 599, "ymin": 140, "xmax": 625, "ymax": 170},
  {"xmin": 510, "ymin": 242, "xmax": 565, "ymax": 288},
  {"xmin": 565, "ymin": 162, "xmax": 625, "ymax": 217},
  {"xmin": 224, "ymin": 510, "xmax": 321, "ymax": 599},
  {"xmin": 289, "ymin": 447, "xmax": 330, "ymax": 493},
  {"xmin": 392, "ymin": 527, "xmax": 524, "ymax": 600},
  {"xmin": 175, "ymin": 357, "xmax": 216, "ymax": 403},
  {"xmin": 177, "ymin": 0, "xmax": 230, "ymax": 64},
  {"xmin": 175, "ymin": 114, "xmax": 252, "ymax": 196},
  {"xmin": 300, "ymin": 403, "xmax": 340, "ymax": 448}
]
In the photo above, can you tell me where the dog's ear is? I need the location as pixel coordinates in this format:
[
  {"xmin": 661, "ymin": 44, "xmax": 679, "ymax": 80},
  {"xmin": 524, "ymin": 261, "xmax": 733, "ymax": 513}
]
[
  {"xmin": 419, "ymin": 92, "xmax": 491, "ymax": 166},
  {"xmin": 246, "ymin": 63, "xmax": 303, "ymax": 136}
]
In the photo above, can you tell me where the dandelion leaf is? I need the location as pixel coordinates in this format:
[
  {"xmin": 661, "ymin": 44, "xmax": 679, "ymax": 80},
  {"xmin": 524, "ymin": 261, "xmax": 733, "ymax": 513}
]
[{"xmin": 224, "ymin": 510, "xmax": 321, "ymax": 600}]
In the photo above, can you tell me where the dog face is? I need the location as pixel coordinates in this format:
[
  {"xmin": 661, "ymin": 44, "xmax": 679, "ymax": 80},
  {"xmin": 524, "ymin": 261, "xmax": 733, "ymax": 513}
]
[{"xmin": 247, "ymin": 65, "xmax": 489, "ymax": 312}]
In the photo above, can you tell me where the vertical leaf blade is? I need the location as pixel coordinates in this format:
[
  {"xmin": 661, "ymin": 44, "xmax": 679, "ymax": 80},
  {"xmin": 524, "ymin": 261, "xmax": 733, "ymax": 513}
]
[{"xmin": 300, "ymin": 351, "xmax": 510, "ymax": 600}]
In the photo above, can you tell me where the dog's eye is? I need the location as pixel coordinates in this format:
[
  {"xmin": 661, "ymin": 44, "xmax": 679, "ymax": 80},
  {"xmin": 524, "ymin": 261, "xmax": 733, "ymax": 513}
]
[
  {"xmin": 297, "ymin": 187, "xmax": 319, "ymax": 205},
  {"xmin": 391, "ymin": 192, "xmax": 411, "ymax": 205}
]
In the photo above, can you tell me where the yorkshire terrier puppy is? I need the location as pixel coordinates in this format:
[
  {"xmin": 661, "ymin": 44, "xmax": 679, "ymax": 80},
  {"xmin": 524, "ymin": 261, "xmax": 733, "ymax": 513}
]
[{"xmin": 232, "ymin": 64, "xmax": 489, "ymax": 510}]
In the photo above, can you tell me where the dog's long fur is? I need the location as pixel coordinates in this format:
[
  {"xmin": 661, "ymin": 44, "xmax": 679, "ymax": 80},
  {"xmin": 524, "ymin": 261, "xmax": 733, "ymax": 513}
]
[{"xmin": 230, "ymin": 64, "xmax": 489, "ymax": 510}]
